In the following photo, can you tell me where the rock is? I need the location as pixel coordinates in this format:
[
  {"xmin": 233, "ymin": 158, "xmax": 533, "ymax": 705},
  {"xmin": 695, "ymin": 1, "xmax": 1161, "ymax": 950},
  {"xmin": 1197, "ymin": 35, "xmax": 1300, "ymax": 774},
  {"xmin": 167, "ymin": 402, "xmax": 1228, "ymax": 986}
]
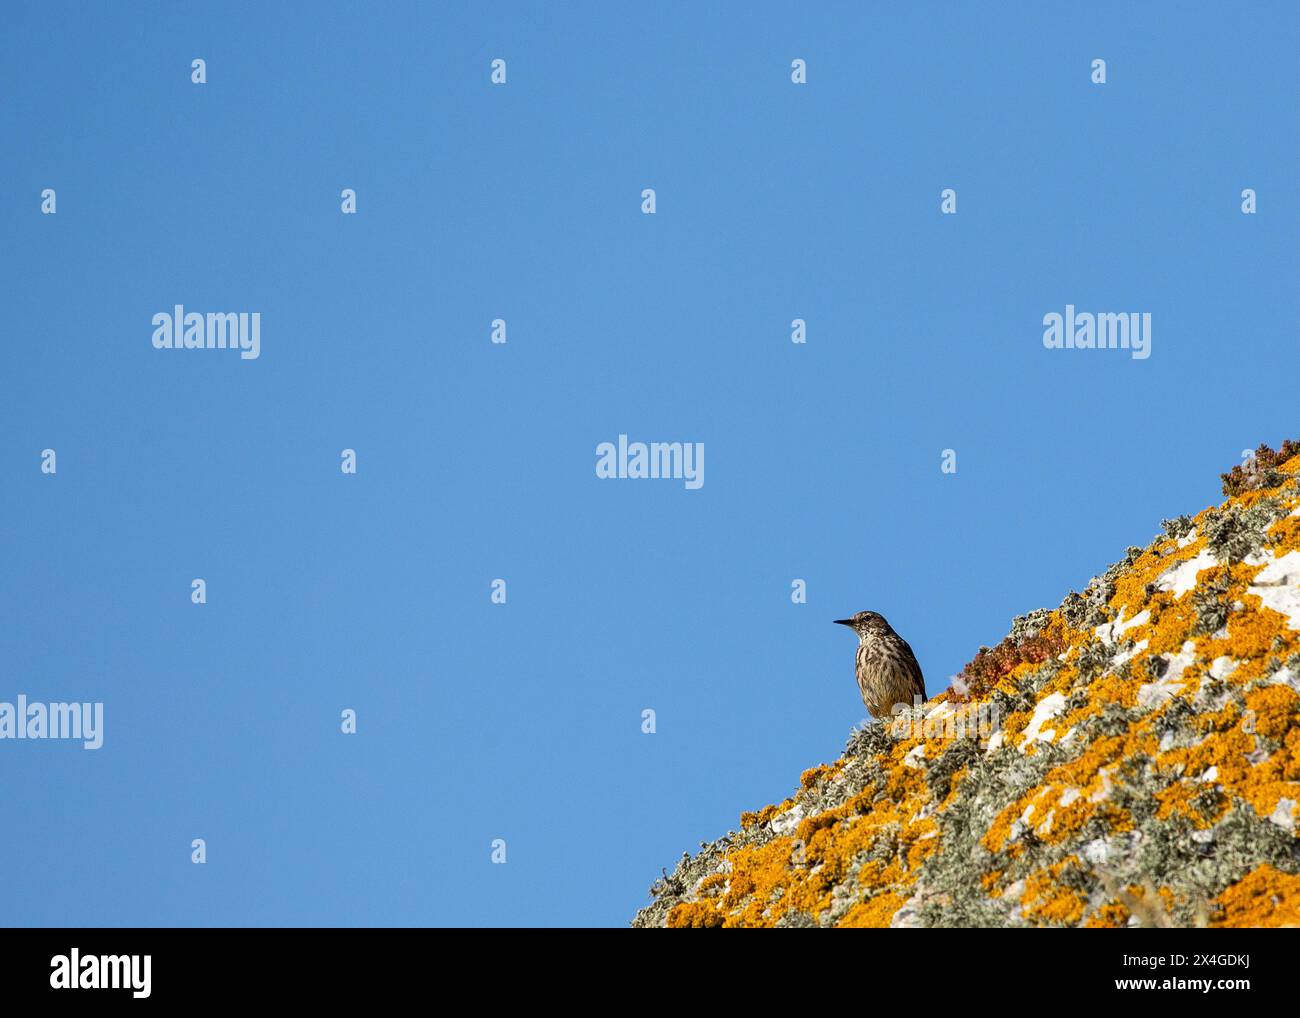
[{"xmin": 634, "ymin": 443, "xmax": 1300, "ymax": 928}]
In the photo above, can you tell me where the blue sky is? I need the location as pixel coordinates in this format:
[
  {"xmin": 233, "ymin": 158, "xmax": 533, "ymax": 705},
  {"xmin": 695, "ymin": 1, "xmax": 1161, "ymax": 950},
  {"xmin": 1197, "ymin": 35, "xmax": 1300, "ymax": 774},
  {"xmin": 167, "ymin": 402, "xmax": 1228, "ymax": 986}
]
[{"xmin": 2, "ymin": 2, "xmax": 1296, "ymax": 927}]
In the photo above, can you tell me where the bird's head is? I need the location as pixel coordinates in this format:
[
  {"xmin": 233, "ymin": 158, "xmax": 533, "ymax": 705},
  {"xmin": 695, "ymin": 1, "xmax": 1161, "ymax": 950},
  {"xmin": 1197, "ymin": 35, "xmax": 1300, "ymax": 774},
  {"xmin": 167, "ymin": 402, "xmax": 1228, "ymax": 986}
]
[{"xmin": 833, "ymin": 610, "xmax": 891, "ymax": 638}]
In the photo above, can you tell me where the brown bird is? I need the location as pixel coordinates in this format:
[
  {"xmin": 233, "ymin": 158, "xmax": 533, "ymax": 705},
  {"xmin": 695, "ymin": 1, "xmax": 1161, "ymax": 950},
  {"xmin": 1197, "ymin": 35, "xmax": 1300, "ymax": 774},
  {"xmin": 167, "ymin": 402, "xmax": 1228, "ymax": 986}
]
[{"xmin": 834, "ymin": 611, "xmax": 927, "ymax": 718}]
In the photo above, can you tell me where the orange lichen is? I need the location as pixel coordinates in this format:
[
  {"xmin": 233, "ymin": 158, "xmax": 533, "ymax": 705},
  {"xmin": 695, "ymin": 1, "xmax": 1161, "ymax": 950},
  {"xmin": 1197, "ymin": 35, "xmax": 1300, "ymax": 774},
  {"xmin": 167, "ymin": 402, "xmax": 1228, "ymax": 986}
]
[
  {"xmin": 1244, "ymin": 686, "xmax": 1299, "ymax": 739},
  {"xmin": 1266, "ymin": 513, "xmax": 1300, "ymax": 553},
  {"xmin": 1085, "ymin": 901, "xmax": 1132, "ymax": 928},
  {"xmin": 665, "ymin": 901, "xmax": 725, "ymax": 928},
  {"xmin": 1211, "ymin": 865, "xmax": 1300, "ymax": 927},
  {"xmin": 1021, "ymin": 858, "xmax": 1088, "ymax": 926},
  {"xmin": 1110, "ymin": 534, "xmax": 1206, "ymax": 617},
  {"xmin": 647, "ymin": 446, "xmax": 1300, "ymax": 929},
  {"xmin": 800, "ymin": 762, "xmax": 844, "ymax": 790},
  {"xmin": 838, "ymin": 892, "xmax": 910, "ymax": 928}
]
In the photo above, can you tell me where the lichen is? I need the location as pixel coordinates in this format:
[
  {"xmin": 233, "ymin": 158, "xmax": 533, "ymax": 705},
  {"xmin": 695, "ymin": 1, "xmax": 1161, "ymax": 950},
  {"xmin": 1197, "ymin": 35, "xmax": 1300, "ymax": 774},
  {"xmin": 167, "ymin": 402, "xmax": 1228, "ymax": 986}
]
[
  {"xmin": 634, "ymin": 445, "xmax": 1300, "ymax": 928},
  {"xmin": 1211, "ymin": 864, "xmax": 1300, "ymax": 927}
]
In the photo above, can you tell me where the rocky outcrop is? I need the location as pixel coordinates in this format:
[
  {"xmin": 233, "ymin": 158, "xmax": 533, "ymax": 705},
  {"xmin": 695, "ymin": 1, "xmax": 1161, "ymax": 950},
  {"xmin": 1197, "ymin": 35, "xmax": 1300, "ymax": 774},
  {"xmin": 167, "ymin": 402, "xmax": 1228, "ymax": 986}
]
[{"xmin": 635, "ymin": 444, "xmax": 1300, "ymax": 928}]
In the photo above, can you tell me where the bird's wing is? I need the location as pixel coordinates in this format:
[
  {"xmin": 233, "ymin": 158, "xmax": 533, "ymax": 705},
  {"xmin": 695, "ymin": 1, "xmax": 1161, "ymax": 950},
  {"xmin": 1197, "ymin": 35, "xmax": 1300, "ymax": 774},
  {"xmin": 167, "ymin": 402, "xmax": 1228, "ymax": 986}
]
[{"xmin": 900, "ymin": 639, "xmax": 927, "ymax": 700}]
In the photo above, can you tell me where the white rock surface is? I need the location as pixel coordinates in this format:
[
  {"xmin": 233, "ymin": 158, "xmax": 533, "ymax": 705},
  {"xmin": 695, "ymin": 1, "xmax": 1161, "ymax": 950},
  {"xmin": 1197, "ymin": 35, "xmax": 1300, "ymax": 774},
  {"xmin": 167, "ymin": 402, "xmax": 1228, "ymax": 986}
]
[
  {"xmin": 1020, "ymin": 693, "xmax": 1066, "ymax": 746},
  {"xmin": 1248, "ymin": 550, "xmax": 1300, "ymax": 629},
  {"xmin": 1158, "ymin": 549, "xmax": 1217, "ymax": 597}
]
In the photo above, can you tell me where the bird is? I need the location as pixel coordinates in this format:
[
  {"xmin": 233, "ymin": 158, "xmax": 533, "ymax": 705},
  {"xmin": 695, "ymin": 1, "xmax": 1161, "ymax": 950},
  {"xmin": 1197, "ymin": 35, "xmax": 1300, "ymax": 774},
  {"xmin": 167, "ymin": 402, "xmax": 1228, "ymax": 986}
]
[{"xmin": 833, "ymin": 611, "xmax": 927, "ymax": 719}]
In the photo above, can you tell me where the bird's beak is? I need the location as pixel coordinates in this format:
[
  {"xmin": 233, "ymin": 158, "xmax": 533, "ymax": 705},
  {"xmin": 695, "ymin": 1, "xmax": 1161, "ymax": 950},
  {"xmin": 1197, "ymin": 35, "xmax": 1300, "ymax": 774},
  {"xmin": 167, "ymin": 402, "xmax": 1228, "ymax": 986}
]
[{"xmin": 833, "ymin": 619, "xmax": 854, "ymax": 627}]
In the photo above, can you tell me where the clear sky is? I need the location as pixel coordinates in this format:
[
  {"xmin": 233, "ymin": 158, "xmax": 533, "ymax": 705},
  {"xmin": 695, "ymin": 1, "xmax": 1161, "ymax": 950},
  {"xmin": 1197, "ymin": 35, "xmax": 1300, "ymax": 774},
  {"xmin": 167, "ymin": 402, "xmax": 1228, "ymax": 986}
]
[{"xmin": 2, "ymin": 2, "xmax": 1296, "ymax": 927}]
